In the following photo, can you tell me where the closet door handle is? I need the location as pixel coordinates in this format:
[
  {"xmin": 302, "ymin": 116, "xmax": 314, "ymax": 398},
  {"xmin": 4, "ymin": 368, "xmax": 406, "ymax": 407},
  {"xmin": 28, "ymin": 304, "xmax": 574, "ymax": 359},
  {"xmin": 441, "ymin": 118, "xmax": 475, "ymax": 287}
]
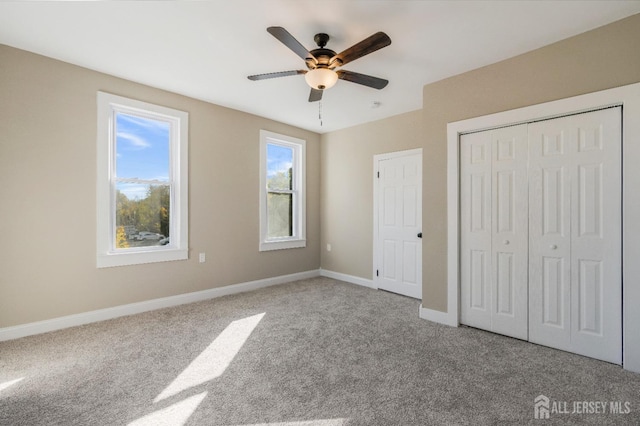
[
  {"xmin": 550, "ymin": 244, "xmax": 558, "ymax": 250},
  {"xmin": 417, "ymin": 232, "xmax": 422, "ymax": 238},
  {"xmin": 504, "ymin": 240, "xmax": 510, "ymax": 245}
]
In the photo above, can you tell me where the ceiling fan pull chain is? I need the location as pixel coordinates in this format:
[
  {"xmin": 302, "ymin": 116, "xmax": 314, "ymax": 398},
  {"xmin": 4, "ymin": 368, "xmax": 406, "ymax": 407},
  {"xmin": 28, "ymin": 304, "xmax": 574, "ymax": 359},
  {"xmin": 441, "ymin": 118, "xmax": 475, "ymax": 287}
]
[{"xmin": 319, "ymin": 101, "xmax": 323, "ymax": 126}]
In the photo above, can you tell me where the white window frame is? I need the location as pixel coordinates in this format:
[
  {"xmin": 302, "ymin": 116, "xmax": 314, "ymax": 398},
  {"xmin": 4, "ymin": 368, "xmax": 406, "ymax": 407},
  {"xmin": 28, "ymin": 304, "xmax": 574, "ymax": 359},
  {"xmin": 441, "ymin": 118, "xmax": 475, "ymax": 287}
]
[
  {"xmin": 259, "ymin": 130, "xmax": 306, "ymax": 251},
  {"xmin": 96, "ymin": 92, "xmax": 188, "ymax": 268}
]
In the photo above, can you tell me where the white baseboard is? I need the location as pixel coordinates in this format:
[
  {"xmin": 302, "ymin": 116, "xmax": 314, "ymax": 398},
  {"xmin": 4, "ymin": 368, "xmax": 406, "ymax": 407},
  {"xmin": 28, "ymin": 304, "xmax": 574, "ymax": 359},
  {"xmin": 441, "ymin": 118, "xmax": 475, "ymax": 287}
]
[
  {"xmin": 419, "ymin": 304, "xmax": 459, "ymax": 327},
  {"xmin": 319, "ymin": 269, "xmax": 375, "ymax": 289},
  {"xmin": 0, "ymin": 269, "xmax": 320, "ymax": 342}
]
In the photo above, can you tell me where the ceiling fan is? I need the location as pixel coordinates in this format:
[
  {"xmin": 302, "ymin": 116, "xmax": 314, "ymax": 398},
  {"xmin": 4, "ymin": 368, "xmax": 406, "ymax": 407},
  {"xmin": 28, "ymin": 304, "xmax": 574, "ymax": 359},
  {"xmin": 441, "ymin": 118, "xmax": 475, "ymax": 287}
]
[{"xmin": 248, "ymin": 26, "xmax": 391, "ymax": 102}]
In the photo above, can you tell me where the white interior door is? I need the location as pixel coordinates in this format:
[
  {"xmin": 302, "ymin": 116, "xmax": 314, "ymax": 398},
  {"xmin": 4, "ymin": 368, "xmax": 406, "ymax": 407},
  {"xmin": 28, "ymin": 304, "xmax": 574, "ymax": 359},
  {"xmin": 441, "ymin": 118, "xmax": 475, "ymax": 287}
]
[
  {"xmin": 460, "ymin": 125, "xmax": 529, "ymax": 339},
  {"xmin": 375, "ymin": 151, "xmax": 422, "ymax": 299},
  {"xmin": 529, "ymin": 107, "xmax": 621, "ymax": 364}
]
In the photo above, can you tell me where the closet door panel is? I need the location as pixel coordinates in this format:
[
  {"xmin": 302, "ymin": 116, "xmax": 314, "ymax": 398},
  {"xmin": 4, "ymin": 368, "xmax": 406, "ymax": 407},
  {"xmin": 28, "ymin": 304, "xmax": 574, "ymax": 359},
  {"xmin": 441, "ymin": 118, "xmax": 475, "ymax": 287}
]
[
  {"xmin": 529, "ymin": 119, "xmax": 572, "ymax": 351},
  {"xmin": 491, "ymin": 125, "xmax": 529, "ymax": 339},
  {"xmin": 460, "ymin": 131, "xmax": 492, "ymax": 330},
  {"xmin": 570, "ymin": 108, "xmax": 621, "ymax": 364}
]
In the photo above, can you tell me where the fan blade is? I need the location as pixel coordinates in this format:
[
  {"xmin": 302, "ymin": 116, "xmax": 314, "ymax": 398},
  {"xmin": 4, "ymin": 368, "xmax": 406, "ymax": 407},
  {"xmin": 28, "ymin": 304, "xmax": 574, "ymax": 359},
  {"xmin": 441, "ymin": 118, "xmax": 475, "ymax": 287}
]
[
  {"xmin": 337, "ymin": 70, "xmax": 388, "ymax": 89},
  {"xmin": 248, "ymin": 70, "xmax": 306, "ymax": 81},
  {"xmin": 309, "ymin": 88, "xmax": 323, "ymax": 102},
  {"xmin": 331, "ymin": 32, "xmax": 391, "ymax": 67},
  {"xmin": 267, "ymin": 27, "xmax": 317, "ymax": 64}
]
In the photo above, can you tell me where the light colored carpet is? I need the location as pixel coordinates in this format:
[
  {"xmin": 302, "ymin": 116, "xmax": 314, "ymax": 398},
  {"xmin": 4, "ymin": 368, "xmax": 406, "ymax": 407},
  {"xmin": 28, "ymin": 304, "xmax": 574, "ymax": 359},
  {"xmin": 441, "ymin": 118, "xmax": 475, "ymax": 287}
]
[{"xmin": 1, "ymin": 277, "xmax": 639, "ymax": 425}]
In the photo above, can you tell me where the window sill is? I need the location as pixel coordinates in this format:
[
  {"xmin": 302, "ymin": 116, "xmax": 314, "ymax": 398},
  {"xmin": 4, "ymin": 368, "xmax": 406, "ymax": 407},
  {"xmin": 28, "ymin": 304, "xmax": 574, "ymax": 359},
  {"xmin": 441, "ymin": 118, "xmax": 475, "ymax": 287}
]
[
  {"xmin": 259, "ymin": 239, "xmax": 306, "ymax": 252},
  {"xmin": 97, "ymin": 248, "xmax": 188, "ymax": 268}
]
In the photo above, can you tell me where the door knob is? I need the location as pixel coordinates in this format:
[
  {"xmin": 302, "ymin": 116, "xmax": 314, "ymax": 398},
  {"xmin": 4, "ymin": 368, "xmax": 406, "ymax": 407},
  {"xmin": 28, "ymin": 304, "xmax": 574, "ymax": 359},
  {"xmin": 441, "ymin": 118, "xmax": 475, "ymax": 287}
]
[
  {"xmin": 417, "ymin": 232, "xmax": 422, "ymax": 238},
  {"xmin": 550, "ymin": 244, "xmax": 558, "ymax": 250},
  {"xmin": 504, "ymin": 240, "xmax": 510, "ymax": 245}
]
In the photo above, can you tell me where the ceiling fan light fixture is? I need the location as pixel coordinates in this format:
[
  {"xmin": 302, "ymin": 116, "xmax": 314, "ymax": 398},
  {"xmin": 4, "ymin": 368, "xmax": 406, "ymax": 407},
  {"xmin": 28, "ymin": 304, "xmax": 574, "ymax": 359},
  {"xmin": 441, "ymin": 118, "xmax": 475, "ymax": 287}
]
[{"xmin": 305, "ymin": 68, "xmax": 338, "ymax": 90}]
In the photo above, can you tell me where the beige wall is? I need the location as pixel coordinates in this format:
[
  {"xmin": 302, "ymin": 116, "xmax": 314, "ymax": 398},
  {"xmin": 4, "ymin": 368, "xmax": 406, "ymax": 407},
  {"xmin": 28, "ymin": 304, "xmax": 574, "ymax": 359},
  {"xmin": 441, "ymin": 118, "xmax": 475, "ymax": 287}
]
[
  {"xmin": 320, "ymin": 13, "xmax": 640, "ymax": 312},
  {"xmin": 320, "ymin": 110, "xmax": 423, "ymax": 278},
  {"xmin": 0, "ymin": 45, "xmax": 320, "ymax": 328}
]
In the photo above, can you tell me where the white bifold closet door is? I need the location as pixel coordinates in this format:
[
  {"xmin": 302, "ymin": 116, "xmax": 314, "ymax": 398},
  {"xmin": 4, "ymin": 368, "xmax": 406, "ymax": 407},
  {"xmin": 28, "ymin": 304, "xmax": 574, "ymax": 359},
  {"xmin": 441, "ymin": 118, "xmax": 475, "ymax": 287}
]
[
  {"xmin": 460, "ymin": 124, "xmax": 529, "ymax": 340},
  {"xmin": 460, "ymin": 107, "xmax": 621, "ymax": 364},
  {"xmin": 528, "ymin": 107, "xmax": 621, "ymax": 364}
]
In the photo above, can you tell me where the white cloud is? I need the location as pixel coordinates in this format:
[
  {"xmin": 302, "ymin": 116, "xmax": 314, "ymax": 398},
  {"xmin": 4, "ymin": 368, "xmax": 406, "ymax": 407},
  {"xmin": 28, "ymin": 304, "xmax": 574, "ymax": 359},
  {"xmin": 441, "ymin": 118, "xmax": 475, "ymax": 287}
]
[
  {"xmin": 119, "ymin": 183, "xmax": 148, "ymax": 200},
  {"xmin": 117, "ymin": 131, "xmax": 151, "ymax": 149},
  {"xmin": 267, "ymin": 160, "xmax": 292, "ymax": 177}
]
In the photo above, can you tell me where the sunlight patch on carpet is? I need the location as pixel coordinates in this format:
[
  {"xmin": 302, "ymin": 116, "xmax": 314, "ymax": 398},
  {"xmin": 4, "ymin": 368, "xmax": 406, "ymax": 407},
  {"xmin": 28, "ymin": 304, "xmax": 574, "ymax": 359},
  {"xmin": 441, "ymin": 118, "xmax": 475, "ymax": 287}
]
[
  {"xmin": 0, "ymin": 377, "xmax": 24, "ymax": 393},
  {"xmin": 154, "ymin": 312, "xmax": 265, "ymax": 402},
  {"xmin": 129, "ymin": 392, "xmax": 207, "ymax": 426}
]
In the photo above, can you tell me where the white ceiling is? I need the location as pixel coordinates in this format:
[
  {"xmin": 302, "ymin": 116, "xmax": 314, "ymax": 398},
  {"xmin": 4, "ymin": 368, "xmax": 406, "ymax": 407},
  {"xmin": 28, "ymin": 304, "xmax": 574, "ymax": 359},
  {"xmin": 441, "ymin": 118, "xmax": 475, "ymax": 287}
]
[{"xmin": 1, "ymin": 1, "xmax": 639, "ymax": 134}]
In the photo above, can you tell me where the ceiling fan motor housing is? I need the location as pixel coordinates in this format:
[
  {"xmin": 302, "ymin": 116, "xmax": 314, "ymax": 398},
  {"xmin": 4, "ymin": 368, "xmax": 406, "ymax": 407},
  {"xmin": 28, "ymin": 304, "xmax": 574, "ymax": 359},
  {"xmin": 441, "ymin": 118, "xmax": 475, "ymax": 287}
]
[
  {"xmin": 307, "ymin": 49, "xmax": 337, "ymax": 69},
  {"xmin": 305, "ymin": 33, "xmax": 342, "ymax": 70}
]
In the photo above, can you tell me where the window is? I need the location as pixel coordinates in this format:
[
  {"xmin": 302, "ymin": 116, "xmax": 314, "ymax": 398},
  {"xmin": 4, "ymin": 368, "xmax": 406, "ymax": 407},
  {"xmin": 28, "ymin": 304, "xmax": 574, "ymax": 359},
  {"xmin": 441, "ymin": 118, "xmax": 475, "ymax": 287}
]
[
  {"xmin": 259, "ymin": 130, "xmax": 306, "ymax": 251},
  {"xmin": 97, "ymin": 92, "xmax": 188, "ymax": 267}
]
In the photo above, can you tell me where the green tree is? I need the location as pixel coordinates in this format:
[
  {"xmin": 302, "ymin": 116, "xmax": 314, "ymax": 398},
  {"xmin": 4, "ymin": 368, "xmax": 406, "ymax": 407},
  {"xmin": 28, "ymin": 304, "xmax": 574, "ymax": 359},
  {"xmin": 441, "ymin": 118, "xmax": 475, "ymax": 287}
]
[
  {"xmin": 116, "ymin": 226, "xmax": 129, "ymax": 248},
  {"xmin": 138, "ymin": 185, "xmax": 170, "ymax": 236},
  {"xmin": 267, "ymin": 168, "xmax": 292, "ymax": 190},
  {"xmin": 115, "ymin": 185, "xmax": 170, "ymax": 240}
]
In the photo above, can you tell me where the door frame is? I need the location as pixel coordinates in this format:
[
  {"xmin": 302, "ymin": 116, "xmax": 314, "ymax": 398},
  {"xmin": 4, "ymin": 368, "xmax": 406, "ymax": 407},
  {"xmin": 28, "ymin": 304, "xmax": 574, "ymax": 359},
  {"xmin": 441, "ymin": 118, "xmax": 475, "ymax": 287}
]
[
  {"xmin": 443, "ymin": 82, "xmax": 640, "ymax": 373},
  {"xmin": 373, "ymin": 148, "xmax": 423, "ymax": 298}
]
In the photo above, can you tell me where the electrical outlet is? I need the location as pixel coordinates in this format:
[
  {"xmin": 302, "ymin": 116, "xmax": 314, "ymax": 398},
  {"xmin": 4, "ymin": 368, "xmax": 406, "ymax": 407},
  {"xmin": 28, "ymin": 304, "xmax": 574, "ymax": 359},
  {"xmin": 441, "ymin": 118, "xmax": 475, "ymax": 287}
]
[{"xmin": 199, "ymin": 253, "xmax": 206, "ymax": 263}]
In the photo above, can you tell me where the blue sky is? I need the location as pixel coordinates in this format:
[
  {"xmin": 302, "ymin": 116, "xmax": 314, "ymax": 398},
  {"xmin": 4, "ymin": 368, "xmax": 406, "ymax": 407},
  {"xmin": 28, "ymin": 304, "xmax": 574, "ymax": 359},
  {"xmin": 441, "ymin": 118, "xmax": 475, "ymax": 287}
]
[
  {"xmin": 266, "ymin": 143, "xmax": 292, "ymax": 178},
  {"xmin": 116, "ymin": 113, "xmax": 170, "ymax": 199}
]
